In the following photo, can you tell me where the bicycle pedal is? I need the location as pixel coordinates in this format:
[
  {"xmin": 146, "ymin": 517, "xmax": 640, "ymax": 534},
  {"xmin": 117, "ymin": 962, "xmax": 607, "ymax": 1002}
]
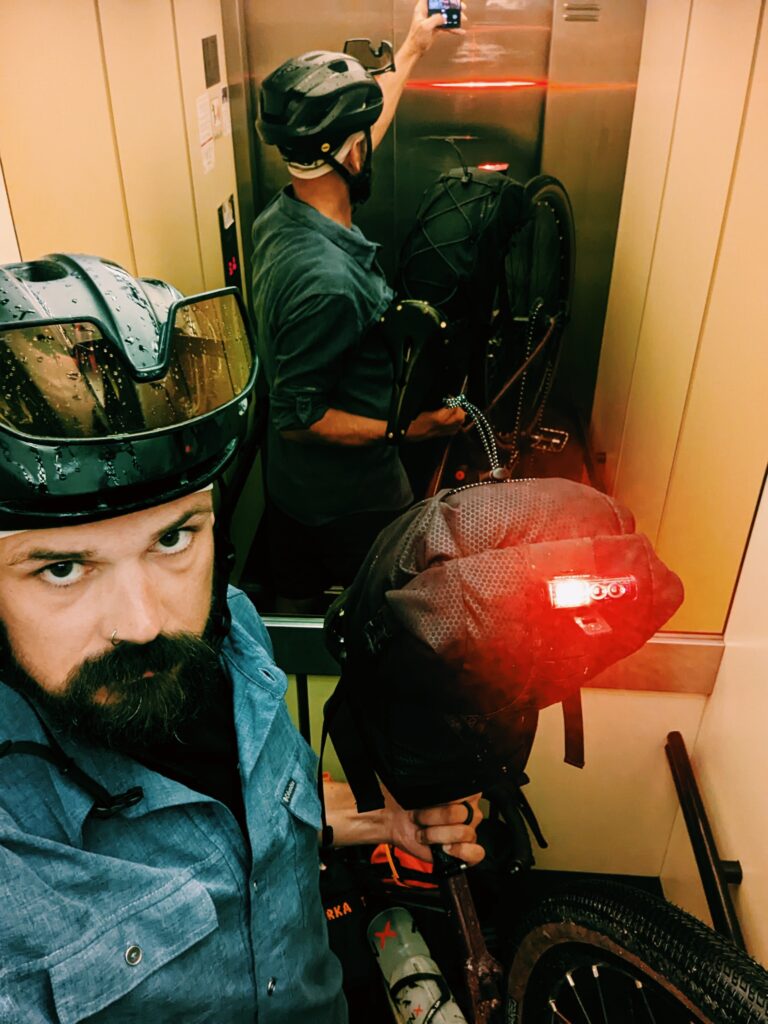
[{"xmin": 530, "ymin": 426, "xmax": 569, "ymax": 452}]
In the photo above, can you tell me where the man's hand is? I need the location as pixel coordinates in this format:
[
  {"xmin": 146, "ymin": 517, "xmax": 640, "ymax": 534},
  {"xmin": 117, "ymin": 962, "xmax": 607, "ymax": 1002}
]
[
  {"xmin": 371, "ymin": 0, "xmax": 467, "ymax": 150},
  {"xmin": 406, "ymin": 406, "xmax": 466, "ymax": 442},
  {"xmin": 404, "ymin": 0, "xmax": 447, "ymax": 58},
  {"xmin": 404, "ymin": 0, "xmax": 467, "ymax": 58},
  {"xmin": 323, "ymin": 779, "xmax": 484, "ymax": 865},
  {"xmin": 386, "ymin": 787, "xmax": 485, "ymax": 865}
]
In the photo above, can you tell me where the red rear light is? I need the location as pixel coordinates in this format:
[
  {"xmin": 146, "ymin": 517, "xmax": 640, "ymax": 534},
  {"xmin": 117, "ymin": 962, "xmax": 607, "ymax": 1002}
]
[
  {"xmin": 549, "ymin": 577, "xmax": 593, "ymax": 608},
  {"xmin": 549, "ymin": 575, "xmax": 637, "ymax": 608}
]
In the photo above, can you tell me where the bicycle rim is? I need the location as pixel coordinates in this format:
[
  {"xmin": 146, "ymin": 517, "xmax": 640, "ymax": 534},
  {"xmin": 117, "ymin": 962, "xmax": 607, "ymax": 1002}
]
[{"xmin": 484, "ymin": 175, "xmax": 574, "ymax": 441}]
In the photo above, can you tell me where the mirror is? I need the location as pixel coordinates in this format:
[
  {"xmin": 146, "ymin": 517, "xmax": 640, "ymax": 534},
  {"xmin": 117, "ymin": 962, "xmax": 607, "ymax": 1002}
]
[{"xmin": 342, "ymin": 38, "xmax": 396, "ymax": 76}]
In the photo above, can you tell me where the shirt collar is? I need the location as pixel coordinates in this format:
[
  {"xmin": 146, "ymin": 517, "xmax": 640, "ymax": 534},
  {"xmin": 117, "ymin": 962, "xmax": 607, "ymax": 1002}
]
[{"xmin": 277, "ymin": 187, "xmax": 380, "ymax": 271}]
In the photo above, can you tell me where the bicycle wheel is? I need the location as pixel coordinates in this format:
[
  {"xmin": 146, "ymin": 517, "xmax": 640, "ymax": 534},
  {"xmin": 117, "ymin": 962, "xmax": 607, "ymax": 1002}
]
[
  {"xmin": 483, "ymin": 174, "xmax": 575, "ymax": 444},
  {"xmin": 506, "ymin": 881, "xmax": 768, "ymax": 1024}
]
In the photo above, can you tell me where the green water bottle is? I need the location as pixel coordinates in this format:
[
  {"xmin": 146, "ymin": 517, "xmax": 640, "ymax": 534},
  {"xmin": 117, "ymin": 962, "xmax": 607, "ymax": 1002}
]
[{"xmin": 367, "ymin": 906, "xmax": 469, "ymax": 1023}]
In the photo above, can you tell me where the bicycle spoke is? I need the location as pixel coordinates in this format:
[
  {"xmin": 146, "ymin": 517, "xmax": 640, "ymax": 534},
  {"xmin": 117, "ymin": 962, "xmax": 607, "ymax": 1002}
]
[
  {"xmin": 549, "ymin": 999, "xmax": 576, "ymax": 1023},
  {"xmin": 635, "ymin": 979, "xmax": 658, "ymax": 1024},
  {"xmin": 566, "ymin": 969, "xmax": 597, "ymax": 1024},
  {"xmin": 592, "ymin": 965, "xmax": 609, "ymax": 1024}
]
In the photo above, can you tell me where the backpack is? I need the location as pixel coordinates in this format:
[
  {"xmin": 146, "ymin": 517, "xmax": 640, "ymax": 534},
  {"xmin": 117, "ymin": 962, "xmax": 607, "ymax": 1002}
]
[
  {"xmin": 323, "ymin": 478, "xmax": 684, "ymax": 814},
  {"xmin": 393, "ymin": 167, "xmax": 573, "ymax": 478},
  {"xmin": 398, "ymin": 166, "xmax": 531, "ymax": 339}
]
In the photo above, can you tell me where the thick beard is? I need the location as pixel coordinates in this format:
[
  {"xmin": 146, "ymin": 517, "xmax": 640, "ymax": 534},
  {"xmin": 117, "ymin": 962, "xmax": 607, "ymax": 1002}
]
[{"xmin": 0, "ymin": 621, "xmax": 222, "ymax": 748}]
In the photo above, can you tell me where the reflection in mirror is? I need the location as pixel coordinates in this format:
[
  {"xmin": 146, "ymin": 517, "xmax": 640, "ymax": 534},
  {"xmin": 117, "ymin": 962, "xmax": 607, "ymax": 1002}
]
[
  {"xmin": 240, "ymin": 0, "xmax": 646, "ymax": 614},
  {"xmin": 342, "ymin": 38, "xmax": 396, "ymax": 76}
]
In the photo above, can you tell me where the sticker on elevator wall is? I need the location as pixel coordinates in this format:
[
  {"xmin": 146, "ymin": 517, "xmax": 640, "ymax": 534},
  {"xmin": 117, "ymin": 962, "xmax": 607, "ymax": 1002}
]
[
  {"xmin": 202, "ymin": 140, "xmax": 215, "ymax": 175},
  {"xmin": 211, "ymin": 95, "xmax": 223, "ymax": 139},
  {"xmin": 196, "ymin": 93, "xmax": 212, "ymax": 147},
  {"xmin": 196, "ymin": 93, "xmax": 215, "ymax": 174},
  {"xmin": 202, "ymin": 35, "xmax": 221, "ymax": 89}
]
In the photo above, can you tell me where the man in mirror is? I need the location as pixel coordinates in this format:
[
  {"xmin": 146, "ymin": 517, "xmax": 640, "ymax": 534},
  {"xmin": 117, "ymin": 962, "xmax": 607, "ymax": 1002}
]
[{"xmin": 251, "ymin": 0, "xmax": 467, "ymax": 612}]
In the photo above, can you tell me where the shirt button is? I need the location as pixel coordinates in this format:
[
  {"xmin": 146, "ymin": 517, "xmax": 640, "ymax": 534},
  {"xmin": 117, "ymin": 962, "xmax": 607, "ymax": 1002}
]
[
  {"xmin": 267, "ymin": 977, "xmax": 277, "ymax": 996},
  {"xmin": 124, "ymin": 944, "xmax": 143, "ymax": 967},
  {"xmin": 252, "ymin": 879, "xmax": 258, "ymax": 891}
]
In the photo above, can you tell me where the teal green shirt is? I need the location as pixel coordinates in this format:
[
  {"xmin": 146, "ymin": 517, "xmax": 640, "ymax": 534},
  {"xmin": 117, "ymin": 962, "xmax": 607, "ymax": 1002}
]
[{"xmin": 251, "ymin": 188, "xmax": 412, "ymax": 524}]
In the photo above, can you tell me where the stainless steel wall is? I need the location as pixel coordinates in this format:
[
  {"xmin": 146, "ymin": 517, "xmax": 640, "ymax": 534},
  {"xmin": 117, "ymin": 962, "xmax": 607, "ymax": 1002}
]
[{"xmin": 223, "ymin": 0, "xmax": 646, "ymax": 422}]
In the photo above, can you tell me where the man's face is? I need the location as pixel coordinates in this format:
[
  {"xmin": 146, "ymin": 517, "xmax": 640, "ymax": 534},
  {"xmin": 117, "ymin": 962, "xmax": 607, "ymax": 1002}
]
[{"xmin": 0, "ymin": 492, "xmax": 218, "ymax": 744}]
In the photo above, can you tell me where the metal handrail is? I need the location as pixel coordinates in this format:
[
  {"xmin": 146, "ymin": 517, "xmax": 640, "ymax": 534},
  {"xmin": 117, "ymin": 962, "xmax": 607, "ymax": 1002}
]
[{"xmin": 665, "ymin": 731, "xmax": 745, "ymax": 950}]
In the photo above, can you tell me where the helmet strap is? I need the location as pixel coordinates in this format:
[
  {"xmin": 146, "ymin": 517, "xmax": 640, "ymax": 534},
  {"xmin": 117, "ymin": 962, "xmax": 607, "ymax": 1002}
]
[
  {"xmin": 210, "ymin": 516, "xmax": 236, "ymax": 649},
  {"xmin": 323, "ymin": 127, "xmax": 373, "ymax": 207}
]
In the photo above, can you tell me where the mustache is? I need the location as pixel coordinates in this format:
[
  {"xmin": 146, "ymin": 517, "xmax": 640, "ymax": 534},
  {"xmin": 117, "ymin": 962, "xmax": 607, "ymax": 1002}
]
[
  {"xmin": 66, "ymin": 633, "xmax": 214, "ymax": 693},
  {"xmin": 61, "ymin": 632, "xmax": 221, "ymax": 747}
]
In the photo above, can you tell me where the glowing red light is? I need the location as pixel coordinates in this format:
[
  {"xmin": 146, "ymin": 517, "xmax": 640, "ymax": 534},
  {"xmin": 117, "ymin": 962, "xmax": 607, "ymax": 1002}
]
[
  {"xmin": 184, "ymin": 444, "xmax": 192, "ymax": 454},
  {"xmin": 549, "ymin": 577, "xmax": 592, "ymax": 609},
  {"xmin": 406, "ymin": 79, "xmax": 635, "ymax": 94},
  {"xmin": 407, "ymin": 78, "xmax": 542, "ymax": 91},
  {"xmin": 549, "ymin": 575, "xmax": 637, "ymax": 609},
  {"xmin": 454, "ymin": 470, "xmax": 466, "ymax": 481},
  {"xmin": 477, "ymin": 162, "xmax": 510, "ymax": 172}
]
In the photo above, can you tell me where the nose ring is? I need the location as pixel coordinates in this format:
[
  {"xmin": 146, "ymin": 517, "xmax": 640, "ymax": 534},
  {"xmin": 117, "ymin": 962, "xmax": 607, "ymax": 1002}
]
[{"xmin": 110, "ymin": 629, "xmax": 120, "ymax": 647}]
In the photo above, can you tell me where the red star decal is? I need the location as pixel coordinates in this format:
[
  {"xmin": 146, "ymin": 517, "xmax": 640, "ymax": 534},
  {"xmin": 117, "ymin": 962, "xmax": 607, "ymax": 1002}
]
[
  {"xmin": 374, "ymin": 920, "xmax": 398, "ymax": 949},
  {"xmin": 413, "ymin": 1007, "xmax": 424, "ymax": 1017}
]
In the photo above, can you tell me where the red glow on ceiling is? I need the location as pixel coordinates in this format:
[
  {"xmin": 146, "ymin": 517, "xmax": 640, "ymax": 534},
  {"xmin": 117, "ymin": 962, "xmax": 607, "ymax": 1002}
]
[
  {"xmin": 407, "ymin": 78, "xmax": 542, "ymax": 91},
  {"xmin": 406, "ymin": 79, "xmax": 636, "ymax": 93},
  {"xmin": 478, "ymin": 162, "xmax": 510, "ymax": 172}
]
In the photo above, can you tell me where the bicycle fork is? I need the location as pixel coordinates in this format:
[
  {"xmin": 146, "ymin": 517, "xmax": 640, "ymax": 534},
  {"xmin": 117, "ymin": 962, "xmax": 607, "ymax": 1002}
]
[{"xmin": 432, "ymin": 847, "xmax": 505, "ymax": 1024}]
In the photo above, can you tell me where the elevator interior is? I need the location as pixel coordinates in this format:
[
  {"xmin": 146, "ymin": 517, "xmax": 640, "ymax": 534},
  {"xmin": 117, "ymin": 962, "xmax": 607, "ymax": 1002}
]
[
  {"xmin": 223, "ymin": 0, "xmax": 647, "ymax": 431},
  {"xmin": 0, "ymin": 0, "xmax": 766, "ymax": 966}
]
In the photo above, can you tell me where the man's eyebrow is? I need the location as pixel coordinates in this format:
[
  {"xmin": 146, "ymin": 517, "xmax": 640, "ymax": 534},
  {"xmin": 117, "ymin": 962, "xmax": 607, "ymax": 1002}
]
[
  {"xmin": 150, "ymin": 505, "xmax": 212, "ymax": 543},
  {"xmin": 7, "ymin": 505, "xmax": 212, "ymax": 567},
  {"xmin": 9, "ymin": 547, "xmax": 95, "ymax": 566}
]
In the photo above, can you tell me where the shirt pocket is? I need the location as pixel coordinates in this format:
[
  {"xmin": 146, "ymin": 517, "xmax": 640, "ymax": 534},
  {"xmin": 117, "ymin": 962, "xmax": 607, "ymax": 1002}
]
[{"xmin": 48, "ymin": 877, "xmax": 219, "ymax": 1024}]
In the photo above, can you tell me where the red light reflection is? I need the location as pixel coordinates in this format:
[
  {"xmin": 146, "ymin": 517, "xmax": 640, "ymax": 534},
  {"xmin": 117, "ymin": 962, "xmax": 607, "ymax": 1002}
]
[
  {"xmin": 477, "ymin": 162, "xmax": 510, "ymax": 172},
  {"xmin": 406, "ymin": 79, "xmax": 636, "ymax": 93},
  {"xmin": 407, "ymin": 78, "xmax": 542, "ymax": 91}
]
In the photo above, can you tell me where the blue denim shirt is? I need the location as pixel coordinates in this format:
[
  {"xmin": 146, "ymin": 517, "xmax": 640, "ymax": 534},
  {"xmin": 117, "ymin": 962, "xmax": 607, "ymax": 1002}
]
[
  {"xmin": 0, "ymin": 588, "xmax": 346, "ymax": 1024},
  {"xmin": 251, "ymin": 188, "xmax": 412, "ymax": 524}
]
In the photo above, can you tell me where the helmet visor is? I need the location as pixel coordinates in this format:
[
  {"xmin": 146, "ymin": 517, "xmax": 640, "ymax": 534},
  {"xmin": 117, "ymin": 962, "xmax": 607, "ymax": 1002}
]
[{"xmin": 0, "ymin": 291, "xmax": 254, "ymax": 440}]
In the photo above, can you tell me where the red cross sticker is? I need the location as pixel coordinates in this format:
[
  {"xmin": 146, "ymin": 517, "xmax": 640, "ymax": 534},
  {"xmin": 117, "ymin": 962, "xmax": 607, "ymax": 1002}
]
[
  {"xmin": 413, "ymin": 1007, "xmax": 424, "ymax": 1017},
  {"xmin": 374, "ymin": 920, "xmax": 398, "ymax": 949}
]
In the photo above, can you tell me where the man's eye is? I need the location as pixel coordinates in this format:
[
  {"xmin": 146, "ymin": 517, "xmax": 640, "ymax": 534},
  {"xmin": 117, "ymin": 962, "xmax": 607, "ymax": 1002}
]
[
  {"xmin": 154, "ymin": 528, "xmax": 194, "ymax": 555},
  {"xmin": 39, "ymin": 562, "xmax": 85, "ymax": 587}
]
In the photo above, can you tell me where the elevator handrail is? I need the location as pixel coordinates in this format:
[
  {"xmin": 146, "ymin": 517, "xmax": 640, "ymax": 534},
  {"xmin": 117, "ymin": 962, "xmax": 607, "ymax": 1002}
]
[{"xmin": 665, "ymin": 730, "xmax": 745, "ymax": 950}]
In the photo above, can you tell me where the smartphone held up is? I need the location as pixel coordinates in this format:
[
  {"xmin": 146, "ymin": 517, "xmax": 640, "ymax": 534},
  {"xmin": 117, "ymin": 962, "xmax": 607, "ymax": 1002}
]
[{"xmin": 428, "ymin": 0, "xmax": 461, "ymax": 28}]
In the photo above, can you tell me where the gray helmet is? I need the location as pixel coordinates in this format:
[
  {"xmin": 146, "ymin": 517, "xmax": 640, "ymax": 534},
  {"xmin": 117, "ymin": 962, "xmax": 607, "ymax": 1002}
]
[{"xmin": 257, "ymin": 50, "xmax": 383, "ymax": 164}]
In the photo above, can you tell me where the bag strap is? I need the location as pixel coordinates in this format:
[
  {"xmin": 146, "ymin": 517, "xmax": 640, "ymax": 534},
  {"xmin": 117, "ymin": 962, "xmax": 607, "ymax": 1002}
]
[
  {"xmin": 562, "ymin": 691, "xmax": 585, "ymax": 768},
  {"xmin": 0, "ymin": 696, "xmax": 144, "ymax": 818}
]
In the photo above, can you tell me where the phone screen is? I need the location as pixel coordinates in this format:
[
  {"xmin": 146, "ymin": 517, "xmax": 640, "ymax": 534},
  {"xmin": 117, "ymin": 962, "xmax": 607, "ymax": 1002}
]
[{"xmin": 428, "ymin": 0, "xmax": 461, "ymax": 28}]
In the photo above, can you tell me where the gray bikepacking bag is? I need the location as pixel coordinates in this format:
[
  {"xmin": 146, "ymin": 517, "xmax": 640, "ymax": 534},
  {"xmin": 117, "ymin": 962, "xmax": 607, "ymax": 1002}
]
[{"xmin": 323, "ymin": 477, "xmax": 684, "ymax": 812}]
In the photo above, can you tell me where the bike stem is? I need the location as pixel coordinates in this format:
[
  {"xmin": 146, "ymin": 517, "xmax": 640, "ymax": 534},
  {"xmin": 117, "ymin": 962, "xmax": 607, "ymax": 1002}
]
[{"xmin": 431, "ymin": 846, "xmax": 505, "ymax": 1024}]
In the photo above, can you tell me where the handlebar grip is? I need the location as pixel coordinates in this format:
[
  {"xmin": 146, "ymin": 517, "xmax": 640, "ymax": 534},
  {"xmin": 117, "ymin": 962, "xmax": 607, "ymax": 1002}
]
[{"xmin": 431, "ymin": 843, "xmax": 467, "ymax": 878}]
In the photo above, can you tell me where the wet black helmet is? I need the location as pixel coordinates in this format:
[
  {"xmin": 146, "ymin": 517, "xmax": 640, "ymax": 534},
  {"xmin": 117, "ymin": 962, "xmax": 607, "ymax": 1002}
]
[
  {"xmin": 0, "ymin": 253, "xmax": 257, "ymax": 529},
  {"xmin": 257, "ymin": 50, "xmax": 383, "ymax": 164}
]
